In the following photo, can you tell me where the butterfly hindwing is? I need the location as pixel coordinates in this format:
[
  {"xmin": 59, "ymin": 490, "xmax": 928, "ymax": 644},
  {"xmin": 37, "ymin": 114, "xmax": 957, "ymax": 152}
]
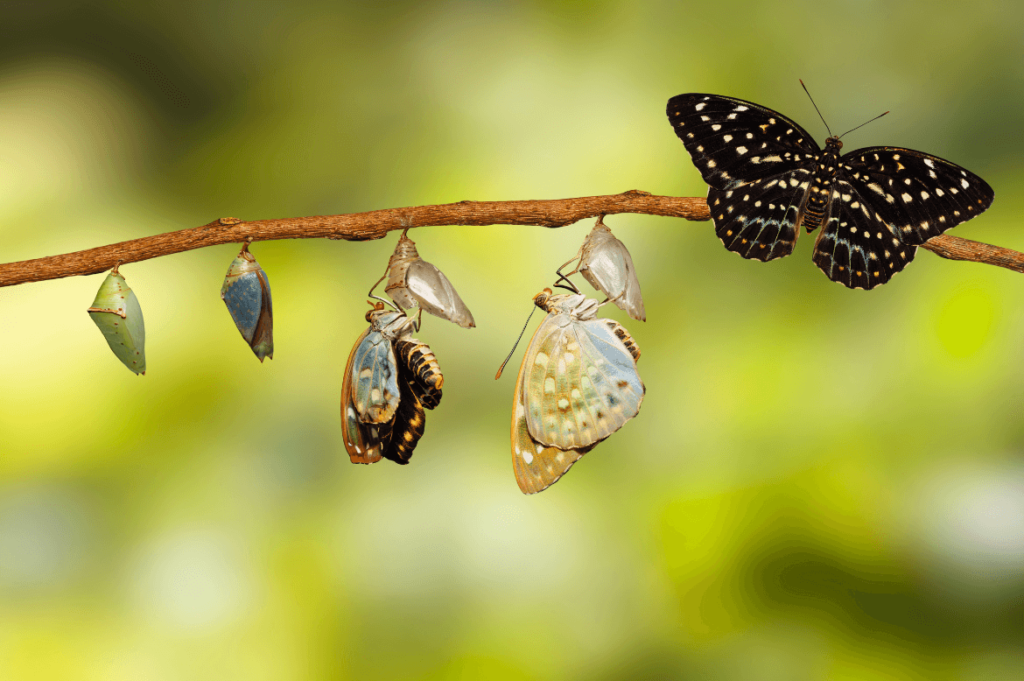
[
  {"xmin": 511, "ymin": 353, "xmax": 593, "ymax": 495},
  {"xmin": 842, "ymin": 146, "xmax": 995, "ymax": 245},
  {"xmin": 811, "ymin": 180, "xmax": 916, "ymax": 289},
  {"xmin": 667, "ymin": 93, "xmax": 820, "ymax": 190},
  {"xmin": 708, "ymin": 169, "xmax": 813, "ymax": 261}
]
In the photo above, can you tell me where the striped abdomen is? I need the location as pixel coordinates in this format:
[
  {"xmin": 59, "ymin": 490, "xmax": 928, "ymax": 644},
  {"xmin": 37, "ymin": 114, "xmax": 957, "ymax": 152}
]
[
  {"xmin": 395, "ymin": 339, "xmax": 443, "ymax": 409},
  {"xmin": 802, "ymin": 139, "xmax": 842, "ymax": 233},
  {"xmin": 606, "ymin": 321, "xmax": 641, "ymax": 363}
]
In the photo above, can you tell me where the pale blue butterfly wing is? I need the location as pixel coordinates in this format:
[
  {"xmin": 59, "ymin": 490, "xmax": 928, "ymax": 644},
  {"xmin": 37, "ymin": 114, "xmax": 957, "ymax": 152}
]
[
  {"xmin": 349, "ymin": 311, "xmax": 402, "ymax": 424},
  {"xmin": 523, "ymin": 297, "xmax": 645, "ymax": 451},
  {"xmin": 342, "ymin": 327, "xmax": 390, "ymax": 464}
]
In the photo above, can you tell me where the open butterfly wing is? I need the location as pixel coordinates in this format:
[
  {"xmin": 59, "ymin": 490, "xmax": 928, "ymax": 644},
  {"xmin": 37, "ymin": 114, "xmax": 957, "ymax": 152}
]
[
  {"xmin": 811, "ymin": 179, "xmax": 916, "ymax": 289},
  {"xmin": 841, "ymin": 146, "xmax": 994, "ymax": 245},
  {"xmin": 524, "ymin": 312, "xmax": 644, "ymax": 451},
  {"xmin": 341, "ymin": 328, "xmax": 388, "ymax": 463},
  {"xmin": 667, "ymin": 93, "xmax": 820, "ymax": 190},
  {"xmin": 707, "ymin": 170, "xmax": 813, "ymax": 261}
]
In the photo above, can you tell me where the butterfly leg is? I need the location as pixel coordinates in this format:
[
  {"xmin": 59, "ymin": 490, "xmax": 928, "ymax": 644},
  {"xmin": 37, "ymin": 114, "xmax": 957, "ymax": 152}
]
[
  {"xmin": 367, "ymin": 269, "xmax": 402, "ymax": 312},
  {"xmin": 595, "ymin": 288, "xmax": 626, "ymax": 310},
  {"xmin": 554, "ymin": 246, "xmax": 583, "ymax": 293}
]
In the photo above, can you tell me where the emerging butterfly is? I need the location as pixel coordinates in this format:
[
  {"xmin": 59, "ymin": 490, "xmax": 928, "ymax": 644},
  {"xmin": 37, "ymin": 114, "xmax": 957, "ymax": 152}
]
[
  {"xmin": 667, "ymin": 90, "xmax": 995, "ymax": 289},
  {"xmin": 341, "ymin": 302, "xmax": 443, "ymax": 465},
  {"xmin": 507, "ymin": 289, "xmax": 644, "ymax": 494}
]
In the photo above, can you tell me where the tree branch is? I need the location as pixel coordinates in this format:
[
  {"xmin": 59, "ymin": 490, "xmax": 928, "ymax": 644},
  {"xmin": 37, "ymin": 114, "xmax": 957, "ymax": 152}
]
[{"xmin": 0, "ymin": 190, "xmax": 1016, "ymax": 288}]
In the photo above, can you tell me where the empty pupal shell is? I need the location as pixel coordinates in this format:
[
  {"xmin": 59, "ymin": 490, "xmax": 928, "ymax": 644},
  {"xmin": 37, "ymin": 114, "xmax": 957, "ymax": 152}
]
[
  {"xmin": 579, "ymin": 220, "xmax": 646, "ymax": 322},
  {"xmin": 88, "ymin": 267, "xmax": 146, "ymax": 375},
  {"xmin": 384, "ymin": 232, "xmax": 475, "ymax": 328},
  {"xmin": 221, "ymin": 245, "xmax": 274, "ymax": 361}
]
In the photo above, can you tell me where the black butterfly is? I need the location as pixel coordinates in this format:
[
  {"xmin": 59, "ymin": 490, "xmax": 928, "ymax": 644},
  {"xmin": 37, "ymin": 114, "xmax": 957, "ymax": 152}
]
[{"xmin": 667, "ymin": 93, "xmax": 994, "ymax": 289}]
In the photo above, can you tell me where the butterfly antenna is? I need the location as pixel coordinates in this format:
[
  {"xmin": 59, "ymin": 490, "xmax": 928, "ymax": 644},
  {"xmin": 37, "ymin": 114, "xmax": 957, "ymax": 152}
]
[
  {"xmin": 799, "ymin": 79, "xmax": 832, "ymax": 137},
  {"xmin": 495, "ymin": 305, "xmax": 539, "ymax": 380},
  {"xmin": 839, "ymin": 111, "xmax": 890, "ymax": 140}
]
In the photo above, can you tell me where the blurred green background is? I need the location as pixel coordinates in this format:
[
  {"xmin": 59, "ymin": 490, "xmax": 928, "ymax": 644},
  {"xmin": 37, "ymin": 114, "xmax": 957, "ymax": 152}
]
[{"xmin": 2, "ymin": 1, "xmax": 1023, "ymax": 679}]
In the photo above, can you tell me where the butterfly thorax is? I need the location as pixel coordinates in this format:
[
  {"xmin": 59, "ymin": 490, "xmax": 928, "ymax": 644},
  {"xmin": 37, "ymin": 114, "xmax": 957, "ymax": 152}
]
[
  {"xmin": 367, "ymin": 309, "xmax": 415, "ymax": 343},
  {"xmin": 801, "ymin": 136, "xmax": 844, "ymax": 233},
  {"xmin": 533, "ymin": 291, "xmax": 598, "ymax": 320}
]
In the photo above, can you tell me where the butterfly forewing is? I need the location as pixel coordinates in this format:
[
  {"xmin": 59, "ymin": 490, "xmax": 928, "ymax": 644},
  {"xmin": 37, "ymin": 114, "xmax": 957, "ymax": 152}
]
[
  {"xmin": 523, "ymin": 306, "xmax": 644, "ymax": 451},
  {"xmin": 350, "ymin": 318, "xmax": 401, "ymax": 424},
  {"xmin": 842, "ymin": 146, "xmax": 995, "ymax": 245},
  {"xmin": 342, "ymin": 328, "xmax": 388, "ymax": 463},
  {"xmin": 667, "ymin": 93, "xmax": 820, "ymax": 189}
]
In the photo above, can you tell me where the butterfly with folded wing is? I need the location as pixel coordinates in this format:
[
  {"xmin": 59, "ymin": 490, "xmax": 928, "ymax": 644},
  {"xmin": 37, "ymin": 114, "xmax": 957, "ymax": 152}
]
[
  {"xmin": 341, "ymin": 303, "xmax": 444, "ymax": 465},
  {"xmin": 508, "ymin": 289, "xmax": 644, "ymax": 494}
]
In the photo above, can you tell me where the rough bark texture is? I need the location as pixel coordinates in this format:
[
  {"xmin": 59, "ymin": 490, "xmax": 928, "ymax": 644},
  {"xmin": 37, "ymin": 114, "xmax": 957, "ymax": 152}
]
[{"xmin": 0, "ymin": 191, "xmax": 1015, "ymax": 287}]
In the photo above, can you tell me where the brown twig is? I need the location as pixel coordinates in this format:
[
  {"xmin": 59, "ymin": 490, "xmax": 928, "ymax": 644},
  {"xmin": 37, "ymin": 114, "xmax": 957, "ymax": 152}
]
[{"xmin": 0, "ymin": 191, "xmax": 1015, "ymax": 288}]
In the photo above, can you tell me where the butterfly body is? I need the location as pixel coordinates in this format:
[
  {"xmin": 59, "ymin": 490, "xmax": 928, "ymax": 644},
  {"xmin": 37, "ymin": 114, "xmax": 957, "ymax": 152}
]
[
  {"xmin": 668, "ymin": 93, "xmax": 994, "ymax": 289},
  {"xmin": 801, "ymin": 136, "xmax": 844, "ymax": 232},
  {"xmin": 510, "ymin": 290, "xmax": 644, "ymax": 494},
  {"xmin": 342, "ymin": 307, "xmax": 442, "ymax": 465}
]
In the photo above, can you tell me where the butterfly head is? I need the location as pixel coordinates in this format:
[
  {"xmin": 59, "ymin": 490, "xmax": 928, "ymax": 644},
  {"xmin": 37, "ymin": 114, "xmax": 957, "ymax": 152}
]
[
  {"xmin": 364, "ymin": 300, "xmax": 386, "ymax": 322},
  {"xmin": 533, "ymin": 289, "xmax": 597, "ymax": 319},
  {"xmin": 533, "ymin": 288, "xmax": 554, "ymax": 311},
  {"xmin": 825, "ymin": 136, "xmax": 843, "ymax": 151}
]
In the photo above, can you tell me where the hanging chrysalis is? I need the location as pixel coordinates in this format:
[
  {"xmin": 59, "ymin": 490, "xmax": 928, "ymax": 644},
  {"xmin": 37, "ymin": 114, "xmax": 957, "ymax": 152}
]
[
  {"xmin": 560, "ymin": 216, "xmax": 646, "ymax": 322},
  {"xmin": 221, "ymin": 243, "xmax": 273, "ymax": 362},
  {"xmin": 87, "ymin": 265, "xmax": 146, "ymax": 375},
  {"xmin": 382, "ymin": 230, "xmax": 476, "ymax": 328}
]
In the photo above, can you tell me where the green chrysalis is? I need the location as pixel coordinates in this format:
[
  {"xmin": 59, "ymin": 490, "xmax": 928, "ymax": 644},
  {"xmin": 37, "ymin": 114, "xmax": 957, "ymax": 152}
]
[{"xmin": 87, "ymin": 266, "xmax": 146, "ymax": 375}]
